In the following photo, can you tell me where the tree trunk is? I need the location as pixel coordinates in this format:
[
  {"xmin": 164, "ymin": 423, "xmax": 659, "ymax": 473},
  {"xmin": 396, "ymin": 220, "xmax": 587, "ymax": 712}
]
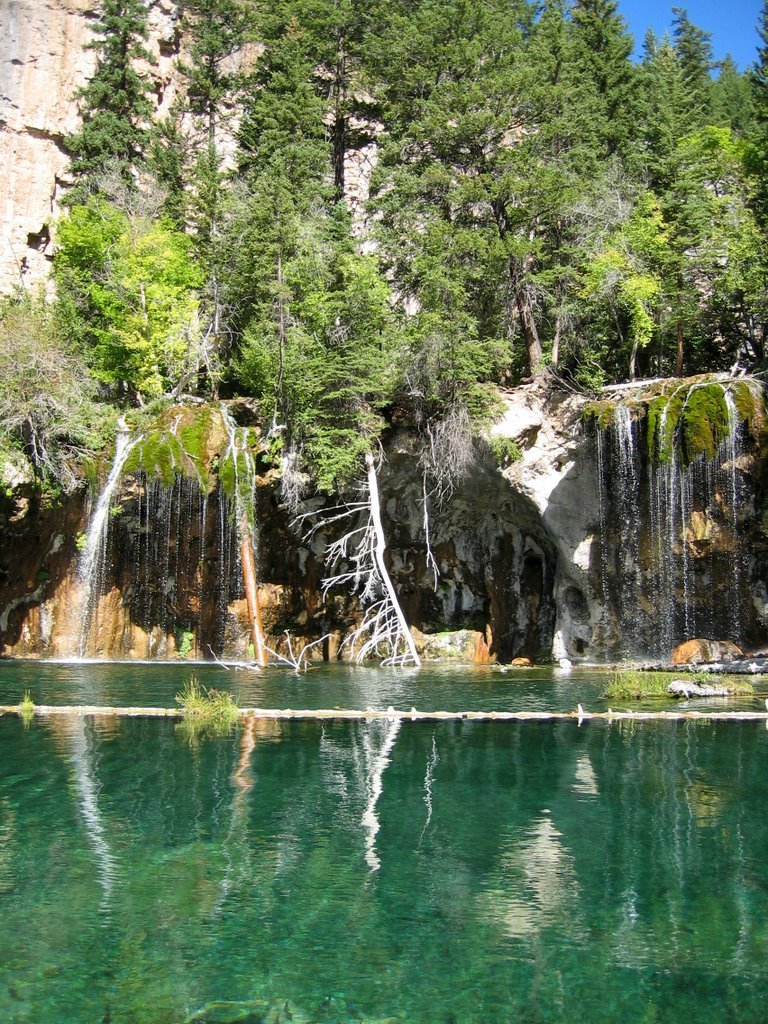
[
  {"xmin": 511, "ymin": 262, "xmax": 543, "ymax": 375},
  {"xmin": 240, "ymin": 528, "xmax": 267, "ymax": 667},
  {"xmin": 333, "ymin": 28, "xmax": 347, "ymax": 202},
  {"xmin": 365, "ymin": 454, "xmax": 421, "ymax": 667},
  {"xmin": 676, "ymin": 318, "xmax": 684, "ymax": 377}
]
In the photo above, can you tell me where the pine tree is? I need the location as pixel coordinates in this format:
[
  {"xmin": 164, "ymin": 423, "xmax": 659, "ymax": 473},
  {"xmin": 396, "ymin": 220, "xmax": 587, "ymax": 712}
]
[
  {"xmin": 711, "ymin": 55, "xmax": 753, "ymax": 136},
  {"xmin": 671, "ymin": 7, "xmax": 714, "ymax": 124},
  {"xmin": 569, "ymin": 0, "xmax": 636, "ymax": 162},
  {"xmin": 64, "ymin": 0, "xmax": 153, "ymax": 199}
]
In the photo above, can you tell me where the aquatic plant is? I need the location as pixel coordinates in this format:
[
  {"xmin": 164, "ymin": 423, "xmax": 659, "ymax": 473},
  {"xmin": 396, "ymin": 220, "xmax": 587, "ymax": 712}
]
[
  {"xmin": 175, "ymin": 677, "xmax": 239, "ymax": 726},
  {"xmin": 175, "ymin": 630, "xmax": 195, "ymax": 659},
  {"xmin": 603, "ymin": 670, "xmax": 754, "ymax": 701},
  {"xmin": 17, "ymin": 691, "xmax": 35, "ymax": 723}
]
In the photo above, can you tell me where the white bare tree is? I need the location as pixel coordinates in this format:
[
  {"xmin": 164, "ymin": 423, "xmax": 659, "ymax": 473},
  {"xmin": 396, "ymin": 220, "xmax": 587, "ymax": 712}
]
[{"xmin": 299, "ymin": 452, "xmax": 421, "ymax": 667}]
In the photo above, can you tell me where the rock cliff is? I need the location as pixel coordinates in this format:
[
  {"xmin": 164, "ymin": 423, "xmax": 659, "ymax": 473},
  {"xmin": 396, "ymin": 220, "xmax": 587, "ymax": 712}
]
[
  {"xmin": 0, "ymin": 376, "xmax": 765, "ymax": 665},
  {"xmin": 0, "ymin": 0, "xmax": 187, "ymax": 292},
  {"xmin": 0, "ymin": 383, "xmax": 608, "ymax": 662}
]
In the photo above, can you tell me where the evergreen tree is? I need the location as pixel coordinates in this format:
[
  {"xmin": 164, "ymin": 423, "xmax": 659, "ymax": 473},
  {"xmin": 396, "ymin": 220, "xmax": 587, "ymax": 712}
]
[
  {"xmin": 569, "ymin": 0, "xmax": 636, "ymax": 162},
  {"xmin": 671, "ymin": 7, "xmax": 714, "ymax": 123},
  {"xmin": 636, "ymin": 34, "xmax": 691, "ymax": 188},
  {"xmin": 749, "ymin": 0, "xmax": 768, "ymax": 229},
  {"xmin": 64, "ymin": 0, "xmax": 153, "ymax": 199},
  {"xmin": 711, "ymin": 55, "xmax": 753, "ymax": 136},
  {"xmin": 179, "ymin": 0, "xmax": 253, "ymax": 146}
]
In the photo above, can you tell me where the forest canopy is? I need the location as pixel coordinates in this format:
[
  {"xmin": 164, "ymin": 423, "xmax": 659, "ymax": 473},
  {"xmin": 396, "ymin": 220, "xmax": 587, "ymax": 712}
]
[{"xmin": 2, "ymin": 0, "xmax": 767, "ymax": 492}]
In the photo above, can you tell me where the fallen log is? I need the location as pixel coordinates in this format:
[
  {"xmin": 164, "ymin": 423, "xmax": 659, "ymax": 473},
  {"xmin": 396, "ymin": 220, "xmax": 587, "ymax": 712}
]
[{"xmin": 2, "ymin": 704, "xmax": 768, "ymax": 722}]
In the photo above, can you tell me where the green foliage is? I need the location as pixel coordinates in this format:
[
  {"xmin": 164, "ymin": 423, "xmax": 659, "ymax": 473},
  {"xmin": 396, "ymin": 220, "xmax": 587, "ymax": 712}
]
[
  {"xmin": 0, "ymin": 294, "xmax": 114, "ymax": 491},
  {"xmin": 18, "ymin": 691, "xmax": 35, "ymax": 724},
  {"xmin": 14, "ymin": 0, "xmax": 766, "ymax": 494},
  {"xmin": 487, "ymin": 436, "xmax": 523, "ymax": 466},
  {"xmin": 175, "ymin": 630, "xmax": 195, "ymax": 659},
  {"xmin": 55, "ymin": 196, "xmax": 204, "ymax": 399}
]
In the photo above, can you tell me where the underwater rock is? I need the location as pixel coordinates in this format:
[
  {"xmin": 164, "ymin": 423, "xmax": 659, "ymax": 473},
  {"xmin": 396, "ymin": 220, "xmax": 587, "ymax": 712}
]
[
  {"xmin": 671, "ymin": 639, "xmax": 744, "ymax": 665},
  {"xmin": 668, "ymin": 679, "xmax": 736, "ymax": 698}
]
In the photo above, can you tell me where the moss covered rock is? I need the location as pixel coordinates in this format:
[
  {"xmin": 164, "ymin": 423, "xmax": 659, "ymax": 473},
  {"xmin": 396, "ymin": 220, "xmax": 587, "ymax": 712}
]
[{"xmin": 122, "ymin": 404, "xmax": 229, "ymax": 491}]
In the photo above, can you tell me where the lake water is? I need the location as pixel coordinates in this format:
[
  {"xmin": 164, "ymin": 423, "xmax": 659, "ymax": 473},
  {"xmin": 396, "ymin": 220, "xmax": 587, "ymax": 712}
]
[{"xmin": 1, "ymin": 664, "xmax": 768, "ymax": 1022}]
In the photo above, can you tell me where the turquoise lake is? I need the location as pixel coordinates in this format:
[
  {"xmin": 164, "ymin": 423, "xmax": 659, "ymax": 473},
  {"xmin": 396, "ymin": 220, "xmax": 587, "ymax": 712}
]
[{"xmin": 1, "ymin": 664, "xmax": 768, "ymax": 1022}]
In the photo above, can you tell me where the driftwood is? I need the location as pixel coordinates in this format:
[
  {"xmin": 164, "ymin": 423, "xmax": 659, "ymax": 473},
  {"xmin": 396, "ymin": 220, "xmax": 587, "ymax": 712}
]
[
  {"xmin": 667, "ymin": 679, "xmax": 735, "ymax": 699},
  {"xmin": 240, "ymin": 531, "xmax": 267, "ymax": 668}
]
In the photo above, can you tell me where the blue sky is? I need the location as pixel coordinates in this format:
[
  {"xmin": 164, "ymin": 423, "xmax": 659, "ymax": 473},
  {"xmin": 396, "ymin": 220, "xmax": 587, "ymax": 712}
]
[{"xmin": 617, "ymin": 0, "xmax": 763, "ymax": 69}]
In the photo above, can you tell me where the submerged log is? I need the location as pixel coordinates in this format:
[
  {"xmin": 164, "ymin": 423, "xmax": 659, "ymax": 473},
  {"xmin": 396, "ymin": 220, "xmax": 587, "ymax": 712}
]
[{"xmin": 3, "ymin": 704, "xmax": 768, "ymax": 722}]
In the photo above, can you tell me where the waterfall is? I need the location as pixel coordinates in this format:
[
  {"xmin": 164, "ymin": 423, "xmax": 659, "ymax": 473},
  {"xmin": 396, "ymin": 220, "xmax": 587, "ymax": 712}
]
[
  {"xmin": 612, "ymin": 404, "xmax": 643, "ymax": 652},
  {"xmin": 77, "ymin": 424, "xmax": 141, "ymax": 656},
  {"xmin": 595, "ymin": 380, "xmax": 760, "ymax": 661}
]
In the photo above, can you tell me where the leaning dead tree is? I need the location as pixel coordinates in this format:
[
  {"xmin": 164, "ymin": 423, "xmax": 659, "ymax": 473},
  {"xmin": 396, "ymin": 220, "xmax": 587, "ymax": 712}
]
[{"xmin": 300, "ymin": 452, "xmax": 421, "ymax": 667}]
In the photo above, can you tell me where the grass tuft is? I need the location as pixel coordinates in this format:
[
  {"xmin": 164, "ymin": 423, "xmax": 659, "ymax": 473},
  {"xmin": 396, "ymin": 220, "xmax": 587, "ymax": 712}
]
[
  {"xmin": 175, "ymin": 677, "xmax": 239, "ymax": 726},
  {"xmin": 18, "ymin": 690, "xmax": 35, "ymax": 723},
  {"xmin": 603, "ymin": 669, "xmax": 754, "ymax": 701}
]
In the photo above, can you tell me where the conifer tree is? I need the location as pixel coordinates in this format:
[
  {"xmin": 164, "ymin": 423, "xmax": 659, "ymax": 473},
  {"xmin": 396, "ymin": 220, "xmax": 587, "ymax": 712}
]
[
  {"xmin": 711, "ymin": 55, "xmax": 753, "ymax": 136},
  {"xmin": 64, "ymin": 0, "xmax": 153, "ymax": 199},
  {"xmin": 749, "ymin": 0, "xmax": 768, "ymax": 228},
  {"xmin": 569, "ymin": 0, "xmax": 636, "ymax": 162},
  {"xmin": 179, "ymin": 0, "xmax": 253, "ymax": 146},
  {"xmin": 671, "ymin": 7, "xmax": 714, "ymax": 123}
]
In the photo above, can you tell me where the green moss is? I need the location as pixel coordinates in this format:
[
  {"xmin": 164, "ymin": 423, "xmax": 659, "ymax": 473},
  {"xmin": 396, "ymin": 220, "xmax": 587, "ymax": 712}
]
[
  {"xmin": 583, "ymin": 400, "xmax": 617, "ymax": 429},
  {"xmin": 218, "ymin": 454, "xmax": 237, "ymax": 500},
  {"xmin": 177, "ymin": 407, "xmax": 213, "ymax": 489},
  {"xmin": 123, "ymin": 431, "xmax": 185, "ymax": 488},
  {"xmin": 647, "ymin": 390, "xmax": 684, "ymax": 464},
  {"xmin": 679, "ymin": 385, "xmax": 730, "ymax": 464},
  {"xmin": 120, "ymin": 405, "xmax": 224, "ymax": 490}
]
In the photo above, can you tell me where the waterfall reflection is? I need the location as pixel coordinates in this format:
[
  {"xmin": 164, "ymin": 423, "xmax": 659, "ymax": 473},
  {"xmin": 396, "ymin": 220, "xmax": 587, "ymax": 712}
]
[{"xmin": 65, "ymin": 717, "xmax": 119, "ymax": 913}]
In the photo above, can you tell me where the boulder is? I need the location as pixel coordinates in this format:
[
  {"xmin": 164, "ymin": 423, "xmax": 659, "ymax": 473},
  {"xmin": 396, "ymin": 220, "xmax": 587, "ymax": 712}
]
[{"xmin": 671, "ymin": 638, "xmax": 744, "ymax": 665}]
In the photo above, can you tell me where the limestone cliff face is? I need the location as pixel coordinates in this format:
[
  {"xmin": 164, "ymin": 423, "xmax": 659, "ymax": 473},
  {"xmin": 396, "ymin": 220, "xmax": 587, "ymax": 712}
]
[
  {"xmin": 1, "ymin": 0, "xmax": 94, "ymax": 292},
  {"xmin": 0, "ymin": 0, "xmax": 375, "ymax": 293},
  {"xmin": 0, "ymin": 0, "xmax": 185, "ymax": 293}
]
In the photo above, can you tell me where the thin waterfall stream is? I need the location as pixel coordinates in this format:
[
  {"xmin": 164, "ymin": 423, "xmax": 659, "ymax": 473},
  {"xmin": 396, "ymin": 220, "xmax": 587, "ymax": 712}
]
[{"xmin": 76, "ymin": 423, "xmax": 141, "ymax": 656}]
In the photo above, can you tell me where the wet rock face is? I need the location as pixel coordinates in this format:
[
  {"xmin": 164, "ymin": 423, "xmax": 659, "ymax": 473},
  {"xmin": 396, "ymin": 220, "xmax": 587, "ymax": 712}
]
[
  {"xmin": 379, "ymin": 445, "xmax": 559, "ymax": 662},
  {"xmin": 6, "ymin": 380, "xmax": 764, "ymax": 665},
  {"xmin": 0, "ymin": 388, "xmax": 604, "ymax": 663},
  {"xmin": 589, "ymin": 379, "xmax": 768, "ymax": 661},
  {"xmin": 671, "ymin": 639, "xmax": 744, "ymax": 665}
]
